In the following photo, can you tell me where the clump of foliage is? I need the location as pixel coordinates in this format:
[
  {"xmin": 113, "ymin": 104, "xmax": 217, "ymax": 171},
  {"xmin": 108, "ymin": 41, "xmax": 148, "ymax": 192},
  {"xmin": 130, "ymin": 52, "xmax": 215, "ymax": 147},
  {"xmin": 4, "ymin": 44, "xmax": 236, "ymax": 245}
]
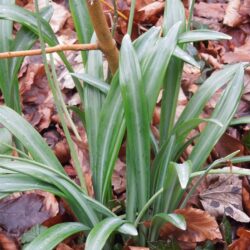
[{"xmin": 0, "ymin": 0, "xmax": 249, "ymax": 249}]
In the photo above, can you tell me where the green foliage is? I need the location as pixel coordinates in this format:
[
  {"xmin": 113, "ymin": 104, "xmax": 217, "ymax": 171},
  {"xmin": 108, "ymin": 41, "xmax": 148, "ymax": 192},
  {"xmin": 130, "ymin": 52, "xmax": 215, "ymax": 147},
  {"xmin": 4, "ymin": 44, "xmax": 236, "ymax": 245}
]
[{"xmin": 0, "ymin": 0, "xmax": 249, "ymax": 249}]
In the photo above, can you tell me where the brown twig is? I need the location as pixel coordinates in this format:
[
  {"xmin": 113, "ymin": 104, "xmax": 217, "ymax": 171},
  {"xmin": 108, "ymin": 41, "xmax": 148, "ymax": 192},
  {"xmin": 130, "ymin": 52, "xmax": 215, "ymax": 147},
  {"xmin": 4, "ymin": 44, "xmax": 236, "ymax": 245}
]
[
  {"xmin": 87, "ymin": 0, "xmax": 119, "ymax": 75},
  {"xmin": 0, "ymin": 43, "xmax": 99, "ymax": 59}
]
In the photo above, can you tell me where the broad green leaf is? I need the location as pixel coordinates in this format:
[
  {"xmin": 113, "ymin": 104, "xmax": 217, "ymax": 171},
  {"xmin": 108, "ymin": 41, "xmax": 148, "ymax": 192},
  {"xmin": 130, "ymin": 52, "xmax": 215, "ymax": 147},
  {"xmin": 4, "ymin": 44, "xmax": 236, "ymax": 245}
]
[
  {"xmin": 0, "ymin": 106, "xmax": 63, "ymax": 172},
  {"xmin": 179, "ymin": 30, "xmax": 231, "ymax": 43},
  {"xmin": 172, "ymin": 161, "xmax": 192, "ymax": 189},
  {"xmin": 24, "ymin": 223, "xmax": 88, "ymax": 250},
  {"xmin": 69, "ymin": 0, "xmax": 93, "ymax": 64},
  {"xmin": 120, "ymin": 35, "xmax": 150, "ymax": 210},
  {"xmin": 85, "ymin": 218, "xmax": 126, "ymax": 250}
]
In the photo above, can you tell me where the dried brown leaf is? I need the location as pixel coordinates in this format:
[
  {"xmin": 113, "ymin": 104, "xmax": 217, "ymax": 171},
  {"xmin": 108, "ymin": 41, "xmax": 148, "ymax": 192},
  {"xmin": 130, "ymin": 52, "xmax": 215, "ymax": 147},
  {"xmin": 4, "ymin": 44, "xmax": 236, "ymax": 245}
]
[
  {"xmin": 160, "ymin": 207, "xmax": 222, "ymax": 242},
  {"xmin": 229, "ymin": 227, "xmax": 250, "ymax": 250},
  {"xmin": 0, "ymin": 232, "xmax": 18, "ymax": 250}
]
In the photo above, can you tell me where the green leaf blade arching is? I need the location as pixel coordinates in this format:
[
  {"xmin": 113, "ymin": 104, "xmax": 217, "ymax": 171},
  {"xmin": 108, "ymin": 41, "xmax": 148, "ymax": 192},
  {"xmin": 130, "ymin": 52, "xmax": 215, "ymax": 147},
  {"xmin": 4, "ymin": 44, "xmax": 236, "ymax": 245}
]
[
  {"xmin": 190, "ymin": 64, "xmax": 245, "ymax": 171},
  {"xmin": 179, "ymin": 30, "xmax": 231, "ymax": 43},
  {"xmin": 119, "ymin": 35, "xmax": 150, "ymax": 210},
  {"xmin": 24, "ymin": 223, "xmax": 88, "ymax": 250},
  {"xmin": 0, "ymin": 106, "xmax": 63, "ymax": 172},
  {"xmin": 169, "ymin": 64, "xmax": 245, "ymax": 212},
  {"xmin": 150, "ymin": 213, "xmax": 186, "ymax": 241},
  {"xmin": 85, "ymin": 218, "xmax": 136, "ymax": 250}
]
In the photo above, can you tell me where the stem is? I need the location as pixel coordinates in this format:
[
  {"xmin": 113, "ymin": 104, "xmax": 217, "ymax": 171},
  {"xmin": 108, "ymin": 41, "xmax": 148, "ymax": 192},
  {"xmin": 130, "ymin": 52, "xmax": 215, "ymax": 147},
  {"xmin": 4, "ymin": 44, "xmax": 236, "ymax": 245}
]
[
  {"xmin": 101, "ymin": 0, "xmax": 128, "ymax": 21},
  {"xmin": 34, "ymin": 1, "xmax": 87, "ymax": 192},
  {"xmin": 0, "ymin": 43, "xmax": 98, "ymax": 59},
  {"xmin": 135, "ymin": 188, "xmax": 164, "ymax": 227},
  {"xmin": 87, "ymin": 0, "xmax": 119, "ymax": 74},
  {"xmin": 127, "ymin": 0, "xmax": 136, "ymax": 36}
]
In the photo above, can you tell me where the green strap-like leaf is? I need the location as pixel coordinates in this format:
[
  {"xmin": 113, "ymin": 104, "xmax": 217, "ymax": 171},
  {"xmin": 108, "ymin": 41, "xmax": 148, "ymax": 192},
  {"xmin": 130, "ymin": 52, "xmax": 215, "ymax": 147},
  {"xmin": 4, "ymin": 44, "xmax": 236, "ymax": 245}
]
[
  {"xmin": 24, "ymin": 223, "xmax": 89, "ymax": 250},
  {"xmin": 95, "ymin": 27, "xmax": 162, "ymax": 203},
  {"xmin": 150, "ymin": 213, "xmax": 186, "ymax": 241},
  {"xmin": 120, "ymin": 35, "xmax": 150, "ymax": 210},
  {"xmin": 69, "ymin": 0, "xmax": 93, "ymax": 64},
  {"xmin": 179, "ymin": 29, "xmax": 231, "ymax": 43},
  {"xmin": 85, "ymin": 218, "xmax": 136, "ymax": 250},
  {"xmin": 0, "ymin": 0, "xmax": 15, "ymax": 106},
  {"xmin": 0, "ymin": 106, "xmax": 63, "ymax": 172},
  {"xmin": 72, "ymin": 73, "xmax": 109, "ymax": 94},
  {"xmin": 84, "ymin": 34, "xmax": 105, "ymax": 186},
  {"xmin": 230, "ymin": 116, "xmax": 250, "ymax": 126},
  {"xmin": 0, "ymin": 4, "xmax": 84, "ymax": 103},
  {"xmin": 173, "ymin": 46, "xmax": 200, "ymax": 68},
  {"xmin": 190, "ymin": 64, "xmax": 245, "ymax": 171},
  {"xmin": 8, "ymin": 6, "xmax": 53, "ymax": 112}
]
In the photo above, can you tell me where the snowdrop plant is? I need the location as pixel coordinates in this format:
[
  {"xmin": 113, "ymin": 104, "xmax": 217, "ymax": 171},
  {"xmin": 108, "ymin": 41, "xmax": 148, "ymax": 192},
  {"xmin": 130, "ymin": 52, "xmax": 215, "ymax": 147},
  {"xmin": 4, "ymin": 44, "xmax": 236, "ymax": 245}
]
[{"xmin": 0, "ymin": 0, "xmax": 249, "ymax": 249}]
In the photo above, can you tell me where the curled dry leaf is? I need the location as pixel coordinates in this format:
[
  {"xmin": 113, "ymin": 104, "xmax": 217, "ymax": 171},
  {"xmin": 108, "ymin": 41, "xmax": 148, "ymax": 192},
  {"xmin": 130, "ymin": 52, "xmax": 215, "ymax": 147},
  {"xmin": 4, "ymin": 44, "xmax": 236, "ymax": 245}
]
[
  {"xmin": 160, "ymin": 207, "xmax": 222, "ymax": 242},
  {"xmin": 229, "ymin": 227, "xmax": 250, "ymax": 250},
  {"xmin": 200, "ymin": 174, "xmax": 250, "ymax": 223}
]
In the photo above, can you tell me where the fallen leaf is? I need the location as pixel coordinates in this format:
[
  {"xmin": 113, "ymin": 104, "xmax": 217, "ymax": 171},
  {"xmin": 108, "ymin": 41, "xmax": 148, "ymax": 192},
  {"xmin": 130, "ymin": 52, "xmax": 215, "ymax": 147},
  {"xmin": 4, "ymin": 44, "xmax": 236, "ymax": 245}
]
[
  {"xmin": 214, "ymin": 133, "xmax": 245, "ymax": 159},
  {"xmin": 200, "ymin": 174, "xmax": 250, "ymax": 223},
  {"xmin": 160, "ymin": 207, "xmax": 222, "ymax": 242},
  {"xmin": 229, "ymin": 227, "xmax": 250, "ymax": 250},
  {"xmin": 223, "ymin": 0, "xmax": 242, "ymax": 27},
  {"xmin": 0, "ymin": 232, "xmax": 18, "ymax": 250},
  {"xmin": 0, "ymin": 194, "xmax": 53, "ymax": 236},
  {"xmin": 194, "ymin": 3, "xmax": 227, "ymax": 21},
  {"xmin": 24, "ymin": 0, "xmax": 70, "ymax": 33},
  {"xmin": 56, "ymin": 243, "xmax": 74, "ymax": 250}
]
